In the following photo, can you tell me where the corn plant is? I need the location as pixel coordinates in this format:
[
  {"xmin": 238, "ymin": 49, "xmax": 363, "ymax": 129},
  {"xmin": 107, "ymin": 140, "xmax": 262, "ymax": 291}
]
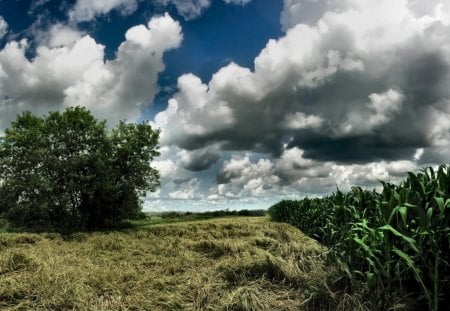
[{"xmin": 268, "ymin": 165, "xmax": 450, "ymax": 310}]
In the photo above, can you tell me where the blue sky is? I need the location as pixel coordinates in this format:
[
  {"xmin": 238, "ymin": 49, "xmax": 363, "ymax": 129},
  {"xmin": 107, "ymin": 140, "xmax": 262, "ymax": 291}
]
[
  {"xmin": 0, "ymin": 0, "xmax": 282, "ymax": 130},
  {"xmin": 150, "ymin": 0, "xmax": 283, "ymax": 117},
  {"xmin": 1, "ymin": 0, "xmax": 450, "ymax": 211}
]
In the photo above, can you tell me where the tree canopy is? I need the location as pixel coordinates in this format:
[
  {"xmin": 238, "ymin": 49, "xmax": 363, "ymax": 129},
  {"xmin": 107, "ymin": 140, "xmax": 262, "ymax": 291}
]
[{"xmin": 0, "ymin": 107, "xmax": 160, "ymax": 231}]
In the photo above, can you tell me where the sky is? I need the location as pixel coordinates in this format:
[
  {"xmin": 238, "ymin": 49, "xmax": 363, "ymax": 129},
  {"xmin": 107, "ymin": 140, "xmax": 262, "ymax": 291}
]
[{"xmin": 1, "ymin": 0, "xmax": 450, "ymax": 212}]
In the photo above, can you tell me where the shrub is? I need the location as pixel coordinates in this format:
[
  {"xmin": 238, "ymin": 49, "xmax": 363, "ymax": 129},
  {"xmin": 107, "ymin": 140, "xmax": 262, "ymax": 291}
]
[{"xmin": 0, "ymin": 107, "xmax": 160, "ymax": 231}]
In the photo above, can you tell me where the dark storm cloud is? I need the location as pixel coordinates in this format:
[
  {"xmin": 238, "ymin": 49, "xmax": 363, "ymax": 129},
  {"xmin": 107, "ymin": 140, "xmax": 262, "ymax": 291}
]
[
  {"xmin": 216, "ymin": 168, "xmax": 239, "ymax": 185},
  {"xmin": 147, "ymin": 0, "xmax": 450, "ymax": 203},
  {"xmin": 287, "ymin": 133, "xmax": 422, "ymax": 163},
  {"xmin": 173, "ymin": 178, "xmax": 192, "ymax": 185},
  {"xmin": 155, "ymin": 10, "xmax": 450, "ymax": 165},
  {"xmin": 287, "ymin": 50, "xmax": 450, "ymax": 162},
  {"xmin": 180, "ymin": 148, "xmax": 221, "ymax": 171},
  {"xmin": 419, "ymin": 147, "xmax": 450, "ymax": 166}
]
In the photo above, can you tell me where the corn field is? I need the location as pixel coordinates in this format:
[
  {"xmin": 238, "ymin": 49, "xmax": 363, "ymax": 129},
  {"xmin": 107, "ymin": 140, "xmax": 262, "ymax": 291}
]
[{"xmin": 268, "ymin": 165, "xmax": 450, "ymax": 310}]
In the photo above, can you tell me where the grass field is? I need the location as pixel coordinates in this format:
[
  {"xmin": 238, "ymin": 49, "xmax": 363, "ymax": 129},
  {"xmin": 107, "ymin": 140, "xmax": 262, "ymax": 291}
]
[{"xmin": 0, "ymin": 215, "xmax": 347, "ymax": 310}]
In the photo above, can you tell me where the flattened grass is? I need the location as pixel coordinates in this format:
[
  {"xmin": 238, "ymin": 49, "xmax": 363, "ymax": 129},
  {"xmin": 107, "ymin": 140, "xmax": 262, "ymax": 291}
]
[{"xmin": 1, "ymin": 216, "xmax": 329, "ymax": 310}]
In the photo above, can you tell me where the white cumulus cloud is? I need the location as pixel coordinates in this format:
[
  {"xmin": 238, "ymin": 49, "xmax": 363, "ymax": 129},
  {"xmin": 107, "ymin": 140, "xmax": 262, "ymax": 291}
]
[
  {"xmin": 69, "ymin": 0, "xmax": 252, "ymax": 22},
  {"xmin": 69, "ymin": 0, "xmax": 138, "ymax": 22},
  {"xmin": 150, "ymin": 0, "xmax": 450, "ymax": 205},
  {"xmin": 157, "ymin": 0, "xmax": 211, "ymax": 20},
  {"xmin": 0, "ymin": 16, "xmax": 7, "ymax": 39},
  {"xmin": 0, "ymin": 13, "xmax": 182, "ymax": 131},
  {"xmin": 153, "ymin": 0, "xmax": 450, "ymax": 166},
  {"xmin": 284, "ymin": 112, "xmax": 324, "ymax": 130}
]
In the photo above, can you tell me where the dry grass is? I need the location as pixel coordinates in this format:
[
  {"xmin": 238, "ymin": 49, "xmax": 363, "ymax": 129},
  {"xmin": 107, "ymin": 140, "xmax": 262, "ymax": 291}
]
[{"xmin": 0, "ymin": 216, "xmax": 335, "ymax": 310}]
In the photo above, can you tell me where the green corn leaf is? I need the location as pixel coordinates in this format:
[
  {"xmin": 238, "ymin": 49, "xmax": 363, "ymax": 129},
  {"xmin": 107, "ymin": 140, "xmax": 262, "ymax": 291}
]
[
  {"xmin": 393, "ymin": 247, "xmax": 432, "ymax": 306},
  {"xmin": 435, "ymin": 197, "xmax": 445, "ymax": 215},
  {"xmin": 427, "ymin": 208, "xmax": 433, "ymax": 225},
  {"xmin": 353, "ymin": 236, "xmax": 378, "ymax": 263},
  {"xmin": 378, "ymin": 224, "xmax": 419, "ymax": 253},
  {"xmin": 399, "ymin": 206, "xmax": 407, "ymax": 227},
  {"xmin": 388, "ymin": 206, "xmax": 408, "ymax": 227},
  {"xmin": 428, "ymin": 166, "xmax": 435, "ymax": 181},
  {"xmin": 393, "ymin": 248, "xmax": 416, "ymax": 270},
  {"xmin": 409, "ymin": 205, "xmax": 428, "ymax": 231},
  {"xmin": 365, "ymin": 271, "xmax": 377, "ymax": 290}
]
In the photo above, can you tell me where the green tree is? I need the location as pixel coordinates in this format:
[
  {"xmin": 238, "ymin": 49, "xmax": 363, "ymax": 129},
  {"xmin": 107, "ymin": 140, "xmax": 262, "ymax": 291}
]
[{"xmin": 0, "ymin": 107, "xmax": 160, "ymax": 231}]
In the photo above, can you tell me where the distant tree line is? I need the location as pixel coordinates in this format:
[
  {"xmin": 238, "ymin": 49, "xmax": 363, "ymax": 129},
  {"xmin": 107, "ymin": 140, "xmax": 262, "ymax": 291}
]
[
  {"xmin": 0, "ymin": 107, "xmax": 160, "ymax": 232},
  {"xmin": 158, "ymin": 209, "xmax": 267, "ymax": 220}
]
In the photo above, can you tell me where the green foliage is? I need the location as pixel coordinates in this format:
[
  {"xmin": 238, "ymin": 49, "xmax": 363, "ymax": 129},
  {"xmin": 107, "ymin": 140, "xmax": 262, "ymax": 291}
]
[
  {"xmin": 268, "ymin": 165, "xmax": 450, "ymax": 311},
  {"xmin": 158, "ymin": 209, "xmax": 266, "ymax": 219},
  {"xmin": 0, "ymin": 107, "xmax": 160, "ymax": 231}
]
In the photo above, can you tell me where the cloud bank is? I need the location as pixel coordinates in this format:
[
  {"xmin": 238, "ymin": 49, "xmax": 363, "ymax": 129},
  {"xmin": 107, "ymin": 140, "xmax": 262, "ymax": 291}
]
[{"xmin": 150, "ymin": 0, "xmax": 450, "ymax": 202}]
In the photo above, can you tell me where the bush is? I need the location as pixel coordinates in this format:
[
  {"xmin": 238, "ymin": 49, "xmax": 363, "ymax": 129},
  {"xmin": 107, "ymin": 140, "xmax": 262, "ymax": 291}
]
[{"xmin": 0, "ymin": 107, "xmax": 160, "ymax": 231}]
